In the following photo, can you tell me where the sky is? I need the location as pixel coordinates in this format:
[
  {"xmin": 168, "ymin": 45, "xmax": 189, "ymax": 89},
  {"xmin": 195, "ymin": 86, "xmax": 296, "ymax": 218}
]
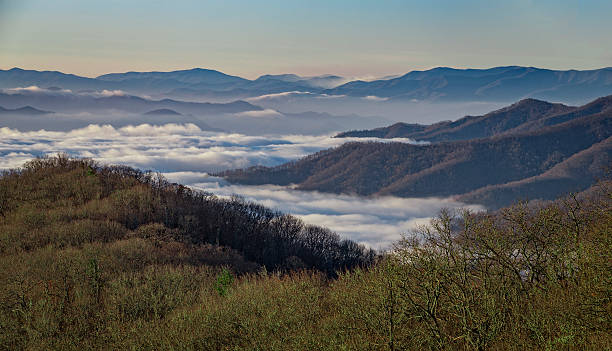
[{"xmin": 1, "ymin": 0, "xmax": 611, "ymax": 78}]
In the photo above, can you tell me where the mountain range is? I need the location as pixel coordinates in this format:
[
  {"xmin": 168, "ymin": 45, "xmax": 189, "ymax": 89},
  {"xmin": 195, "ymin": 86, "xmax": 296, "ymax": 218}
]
[
  {"xmin": 328, "ymin": 66, "xmax": 612, "ymax": 104},
  {"xmin": 0, "ymin": 90, "xmax": 261, "ymax": 115},
  {"xmin": 2, "ymin": 66, "xmax": 611, "ymax": 104},
  {"xmin": 0, "ymin": 89, "xmax": 383, "ymax": 135},
  {"xmin": 219, "ymin": 96, "xmax": 612, "ymax": 208}
]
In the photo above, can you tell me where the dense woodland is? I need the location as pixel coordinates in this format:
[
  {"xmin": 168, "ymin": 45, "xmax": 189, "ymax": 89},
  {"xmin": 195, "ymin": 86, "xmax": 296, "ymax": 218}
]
[
  {"xmin": 0, "ymin": 156, "xmax": 375, "ymax": 275},
  {"xmin": 0, "ymin": 155, "xmax": 610, "ymax": 350}
]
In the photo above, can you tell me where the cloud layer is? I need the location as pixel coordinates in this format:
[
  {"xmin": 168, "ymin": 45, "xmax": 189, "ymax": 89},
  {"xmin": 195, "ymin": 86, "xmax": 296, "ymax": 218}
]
[
  {"xmin": 0, "ymin": 123, "xmax": 426, "ymax": 172},
  {"xmin": 166, "ymin": 174, "xmax": 482, "ymax": 249},
  {"xmin": 0, "ymin": 123, "xmax": 477, "ymax": 248}
]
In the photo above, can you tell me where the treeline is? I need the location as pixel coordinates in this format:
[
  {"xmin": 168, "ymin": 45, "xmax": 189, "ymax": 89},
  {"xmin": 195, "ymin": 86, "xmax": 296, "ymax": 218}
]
[{"xmin": 0, "ymin": 155, "xmax": 375, "ymax": 275}]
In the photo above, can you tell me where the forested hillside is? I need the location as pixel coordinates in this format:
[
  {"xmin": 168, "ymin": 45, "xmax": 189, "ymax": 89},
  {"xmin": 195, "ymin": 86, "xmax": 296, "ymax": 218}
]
[
  {"xmin": 337, "ymin": 95, "xmax": 612, "ymax": 142},
  {"xmin": 1, "ymin": 156, "xmax": 610, "ymax": 349},
  {"xmin": 0, "ymin": 156, "xmax": 374, "ymax": 275},
  {"xmin": 222, "ymin": 98, "xmax": 612, "ymax": 208}
]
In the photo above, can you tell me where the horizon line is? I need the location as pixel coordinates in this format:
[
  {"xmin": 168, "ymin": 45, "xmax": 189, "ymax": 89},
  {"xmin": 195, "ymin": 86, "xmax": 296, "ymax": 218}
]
[{"xmin": 2, "ymin": 65, "xmax": 612, "ymax": 81}]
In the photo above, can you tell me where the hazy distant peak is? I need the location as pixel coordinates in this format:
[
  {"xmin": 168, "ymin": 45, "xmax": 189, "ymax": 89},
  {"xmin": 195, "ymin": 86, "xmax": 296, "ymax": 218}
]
[
  {"xmin": 0, "ymin": 105, "xmax": 53, "ymax": 114},
  {"xmin": 95, "ymin": 68, "xmax": 248, "ymax": 85},
  {"xmin": 143, "ymin": 108, "xmax": 182, "ymax": 116},
  {"xmin": 255, "ymin": 74, "xmax": 302, "ymax": 82}
]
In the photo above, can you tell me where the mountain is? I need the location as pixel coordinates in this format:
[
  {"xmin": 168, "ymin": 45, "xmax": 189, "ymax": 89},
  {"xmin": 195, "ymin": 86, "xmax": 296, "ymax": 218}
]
[
  {"xmin": 97, "ymin": 68, "xmax": 247, "ymax": 85},
  {"xmin": 0, "ymin": 67, "xmax": 106, "ymax": 91},
  {"xmin": 96, "ymin": 68, "xmax": 250, "ymax": 93},
  {"xmin": 143, "ymin": 108, "xmax": 182, "ymax": 116},
  {"xmin": 337, "ymin": 96, "xmax": 612, "ymax": 142},
  {"xmin": 0, "ymin": 105, "xmax": 53, "ymax": 115},
  {"xmin": 0, "ymin": 90, "xmax": 262, "ymax": 115},
  {"xmin": 327, "ymin": 66, "xmax": 612, "ymax": 104},
  {"xmin": 219, "ymin": 96, "xmax": 612, "ymax": 208},
  {"xmin": 336, "ymin": 98, "xmax": 579, "ymax": 141},
  {"xmin": 0, "ymin": 67, "xmax": 334, "ymax": 98},
  {"xmin": 254, "ymin": 74, "xmax": 346, "ymax": 88}
]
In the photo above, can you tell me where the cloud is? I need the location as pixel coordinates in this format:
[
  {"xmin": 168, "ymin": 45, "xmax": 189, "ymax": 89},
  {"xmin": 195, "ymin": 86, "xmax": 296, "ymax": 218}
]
[
  {"xmin": 246, "ymin": 91, "xmax": 310, "ymax": 101},
  {"xmin": 234, "ymin": 109, "xmax": 283, "ymax": 118},
  {"xmin": 0, "ymin": 123, "xmax": 466, "ymax": 248},
  {"xmin": 0, "ymin": 123, "xmax": 425, "ymax": 174},
  {"xmin": 1, "ymin": 86, "xmax": 134, "ymax": 99},
  {"xmin": 362, "ymin": 95, "xmax": 389, "ymax": 102},
  {"xmin": 246, "ymin": 91, "xmax": 346, "ymax": 102},
  {"xmin": 97, "ymin": 89, "xmax": 127, "ymax": 97},
  {"xmin": 3, "ymin": 86, "xmax": 73, "ymax": 94},
  {"xmin": 169, "ymin": 176, "xmax": 483, "ymax": 249},
  {"xmin": 0, "ymin": 124, "xmax": 429, "ymax": 173}
]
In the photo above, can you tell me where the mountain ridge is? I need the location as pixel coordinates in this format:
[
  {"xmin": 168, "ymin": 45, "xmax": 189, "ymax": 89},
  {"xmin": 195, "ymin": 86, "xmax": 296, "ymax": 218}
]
[
  {"xmin": 0, "ymin": 105, "xmax": 53, "ymax": 115},
  {"xmin": 337, "ymin": 96, "xmax": 612, "ymax": 142},
  {"xmin": 220, "ymin": 96, "xmax": 612, "ymax": 208},
  {"xmin": 3, "ymin": 66, "xmax": 612, "ymax": 103}
]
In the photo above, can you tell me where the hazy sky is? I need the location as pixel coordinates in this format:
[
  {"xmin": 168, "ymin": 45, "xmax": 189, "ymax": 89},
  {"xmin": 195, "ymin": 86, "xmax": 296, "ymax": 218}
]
[{"xmin": 1, "ymin": 0, "xmax": 611, "ymax": 78}]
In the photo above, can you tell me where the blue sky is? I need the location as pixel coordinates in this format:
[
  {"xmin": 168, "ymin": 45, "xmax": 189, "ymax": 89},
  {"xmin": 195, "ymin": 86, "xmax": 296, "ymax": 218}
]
[{"xmin": 1, "ymin": 0, "xmax": 611, "ymax": 78}]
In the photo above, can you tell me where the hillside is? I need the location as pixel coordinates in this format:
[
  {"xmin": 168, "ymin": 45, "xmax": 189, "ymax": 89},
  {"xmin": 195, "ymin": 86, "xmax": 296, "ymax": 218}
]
[
  {"xmin": 337, "ymin": 96, "xmax": 612, "ymax": 142},
  {"xmin": 1, "ymin": 156, "xmax": 610, "ymax": 349},
  {"xmin": 457, "ymin": 136, "xmax": 612, "ymax": 207},
  {"xmin": 221, "ymin": 99, "xmax": 612, "ymax": 208},
  {"xmin": 0, "ymin": 156, "xmax": 374, "ymax": 275}
]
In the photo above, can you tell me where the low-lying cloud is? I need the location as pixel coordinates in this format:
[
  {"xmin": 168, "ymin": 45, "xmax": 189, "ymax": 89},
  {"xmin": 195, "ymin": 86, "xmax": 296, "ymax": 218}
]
[
  {"xmin": 246, "ymin": 91, "xmax": 346, "ymax": 102},
  {"xmin": 234, "ymin": 109, "xmax": 282, "ymax": 118},
  {"xmin": 165, "ymin": 174, "xmax": 483, "ymax": 249},
  {"xmin": 363, "ymin": 95, "xmax": 389, "ymax": 102},
  {"xmin": 0, "ymin": 123, "xmax": 477, "ymax": 248},
  {"xmin": 0, "ymin": 123, "xmax": 426, "ymax": 172},
  {"xmin": 3, "ymin": 86, "xmax": 73, "ymax": 95}
]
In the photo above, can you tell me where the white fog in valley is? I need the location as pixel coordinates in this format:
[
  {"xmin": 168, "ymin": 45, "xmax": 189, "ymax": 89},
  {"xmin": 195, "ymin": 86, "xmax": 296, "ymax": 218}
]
[
  {"xmin": 167, "ymin": 175, "xmax": 483, "ymax": 249},
  {"xmin": 0, "ymin": 123, "xmax": 482, "ymax": 248}
]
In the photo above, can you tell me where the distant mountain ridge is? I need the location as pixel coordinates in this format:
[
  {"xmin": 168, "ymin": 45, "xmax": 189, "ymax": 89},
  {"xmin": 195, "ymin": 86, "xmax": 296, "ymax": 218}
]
[
  {"xmin": 328, "ymin": 66, "xmax": 612, "ymax": 103},
  {"xmin": 219, "ymin": 96, "xmax": 612, "ymax": 208},
  {"xmin": 143, "ymin": 108, "xmax": 182, "ymax": 116},
  {"xmin": 2, "ymin": 66, "xmax": 611, "ymax": 104},
  {"xmin": 0, "ymin": 105, "xmax": 53, "ymax": 115},
  {"xmin": 0, "ymin": 90, "xmax": 261, "ymax": 116}
]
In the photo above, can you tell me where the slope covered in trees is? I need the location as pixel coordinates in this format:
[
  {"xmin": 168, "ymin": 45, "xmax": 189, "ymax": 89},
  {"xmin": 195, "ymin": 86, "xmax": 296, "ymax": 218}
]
[
  {"xmin": 337, "ymin": 95, "xmax": 612, "ymax": 142},
  {"xmin": 0, "ymin": 156, "xmax": 374, "ymax": 275},
  {"xmin": 222, "ymin": 97, "xmax": 612, "ymax": 208},
  {"xmin": 1, "ymin": 156, "xmax": 610, "ymax": 349}
]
